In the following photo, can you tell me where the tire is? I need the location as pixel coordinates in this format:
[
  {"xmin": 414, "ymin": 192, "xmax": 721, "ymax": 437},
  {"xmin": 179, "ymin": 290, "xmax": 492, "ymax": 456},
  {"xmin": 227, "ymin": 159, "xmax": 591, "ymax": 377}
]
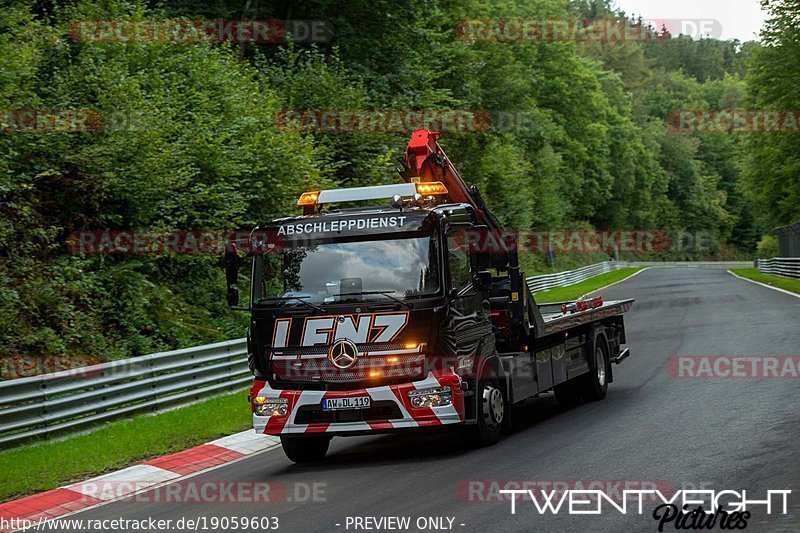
[
  {"xmin": 280, "ymin": 435, "xmax": 330, "ymax": 463},
  {"xmin": 581, "ymin": 336, "xmax": 609, "ymax": 402},
  {"xmin": 469, "ymin": 375, "xmax": 505, "ymax": 446}
]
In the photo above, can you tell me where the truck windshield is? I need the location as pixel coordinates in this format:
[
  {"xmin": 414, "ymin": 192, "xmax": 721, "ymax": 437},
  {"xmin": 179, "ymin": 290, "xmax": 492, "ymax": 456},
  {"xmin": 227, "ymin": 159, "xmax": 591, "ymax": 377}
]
[{"xmin": 255, "ymin": 236, "xmax": 440, "ymax": 305}]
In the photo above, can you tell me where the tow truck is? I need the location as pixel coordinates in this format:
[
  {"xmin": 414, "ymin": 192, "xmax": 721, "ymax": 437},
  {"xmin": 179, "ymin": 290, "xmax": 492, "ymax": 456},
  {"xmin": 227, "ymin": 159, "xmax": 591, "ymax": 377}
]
[{"xmin": 225, "ymin": 129, "xmax": 633, "ymax": 463}]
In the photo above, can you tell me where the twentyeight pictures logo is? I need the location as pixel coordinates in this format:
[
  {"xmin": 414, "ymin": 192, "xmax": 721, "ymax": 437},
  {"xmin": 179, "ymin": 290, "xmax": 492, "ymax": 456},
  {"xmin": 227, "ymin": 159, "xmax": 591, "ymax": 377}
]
[{"xmin": 498, "ymin": 488, "xmax": 791, "ymax": 531}]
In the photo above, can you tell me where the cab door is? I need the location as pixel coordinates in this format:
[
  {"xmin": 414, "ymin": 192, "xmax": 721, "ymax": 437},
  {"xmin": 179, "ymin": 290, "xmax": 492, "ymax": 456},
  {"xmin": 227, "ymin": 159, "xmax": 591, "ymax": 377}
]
[{"xmin": 441, "ymin": 225, "xmax": 493, "ymax": 359}]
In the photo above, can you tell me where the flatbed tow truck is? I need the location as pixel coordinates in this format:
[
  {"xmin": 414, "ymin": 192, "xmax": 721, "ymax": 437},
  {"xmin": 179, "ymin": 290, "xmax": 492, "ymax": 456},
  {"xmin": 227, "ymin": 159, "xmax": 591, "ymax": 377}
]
[{"xmin": 225, "ymin": 129, "xmax": 633, "ymax": 463}]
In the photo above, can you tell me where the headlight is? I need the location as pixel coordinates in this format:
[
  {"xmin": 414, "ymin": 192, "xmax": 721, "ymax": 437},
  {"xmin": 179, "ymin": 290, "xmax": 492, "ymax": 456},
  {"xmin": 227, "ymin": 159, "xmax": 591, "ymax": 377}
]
[
  {"xmin": 408, "ymin": 386, "xmax": 452, "ymax": 408},
  {"xmin": 254, "ymin": 396, "xmax": 288, "ymax": 416}
]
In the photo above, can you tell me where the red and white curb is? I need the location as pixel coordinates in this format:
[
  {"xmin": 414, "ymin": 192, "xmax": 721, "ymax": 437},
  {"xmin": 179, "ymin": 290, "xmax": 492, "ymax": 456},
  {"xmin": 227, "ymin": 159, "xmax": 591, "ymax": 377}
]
[{"xmin": 0, "ymin": 430, "xmax": 279, "ymax": 531}]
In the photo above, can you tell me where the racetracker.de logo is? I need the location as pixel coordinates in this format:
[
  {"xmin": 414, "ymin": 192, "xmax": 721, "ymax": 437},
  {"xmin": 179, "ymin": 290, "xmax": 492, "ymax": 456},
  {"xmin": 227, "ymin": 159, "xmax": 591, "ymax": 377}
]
[
  {"xmin": 273, "ymin": 110, "xmax": 490, "ymax": 133},
  {"xmin": 1, "ymin": 109, "xmax": 104, "ymax": 133},
  {"xmin": 666, "ymin": 356, "xmax": 800, "ymax": 379},
  {"xmin": 0, "ymin": 354, "xmax": 102, "ymax": 380},
  {"xmin": 68, "ymin": 19, "xmax": 334, "ymax": 43},
  {"xmin": 456, "ymin": 18, "xmax": 721, "ymax": 42},
  {"xmin": 668, "ymin": 110, "xmax": 800, "ymax": 134},
  {"xmin": 72, "ymin": 480, "xmax": 326, "ymax": 504},
  {"xmin": 456, "ymin": 480, "xmax": 675, "ymax": 503}
]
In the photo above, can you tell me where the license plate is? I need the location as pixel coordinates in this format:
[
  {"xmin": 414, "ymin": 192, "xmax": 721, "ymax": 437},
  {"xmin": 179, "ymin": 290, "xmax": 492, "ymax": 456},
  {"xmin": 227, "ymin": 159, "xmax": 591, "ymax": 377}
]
[{"xmin": 322, "ymin": 396, "xmax": 371, "ymax": 410}]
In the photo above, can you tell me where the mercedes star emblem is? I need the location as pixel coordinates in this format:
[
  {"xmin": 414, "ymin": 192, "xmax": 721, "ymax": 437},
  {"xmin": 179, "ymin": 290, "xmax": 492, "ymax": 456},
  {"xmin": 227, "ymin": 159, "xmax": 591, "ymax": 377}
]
[{"xmin": 328, "ymin": 339, "xmax": 359, "ymax": 370}]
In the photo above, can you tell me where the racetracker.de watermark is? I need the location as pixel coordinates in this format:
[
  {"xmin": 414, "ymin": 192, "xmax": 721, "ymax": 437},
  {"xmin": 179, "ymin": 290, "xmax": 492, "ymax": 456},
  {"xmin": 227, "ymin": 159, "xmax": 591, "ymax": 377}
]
[
  {"xmin": 0, "ymin": 354, "xmax": 102, "ymax": 380},
  {"xmin": 68, "ymin": 19, "xmax": 334, "ymax": 43},
  {"xmin": 456, "ymin": 18, "xmax": 721, "ymax": 42},
  {"xmin": 668, "ymin": 110, "xmax": 800, "ymax": 134},
  {"xmin": 666, "ymin": 356, "xmax": 800, "ymax": 379},
  {"xmin": 70, "ymin": 480, "xmax": 325, "ymax": 504},
  {"xmin": 1, "ymin": 109, "xmax": 105, "ymax": 133},
  {"xmin": 65, "ymin": 229, "xmax": 716, "ymax": 255},
  {"xmin": 273, "ymin": 110, "xmax": 491, "ymax": 133},
  {"xmin": 456, "ymin": 480, "xmax": 675, "ymax": 503},
  {"xmin": 66, "ymin": 230, "xmax": 261, "ymax": 254}
]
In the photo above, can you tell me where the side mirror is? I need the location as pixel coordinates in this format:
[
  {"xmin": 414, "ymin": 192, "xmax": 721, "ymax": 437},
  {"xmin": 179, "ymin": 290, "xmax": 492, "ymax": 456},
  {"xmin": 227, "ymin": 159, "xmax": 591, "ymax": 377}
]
[
  {"xmin": 475, "ymin": 270, "xmax": 492, "ymax": 292},
  {"xmin": 225, "ymin": 247, "xmax": 240, "ymax": 308}
]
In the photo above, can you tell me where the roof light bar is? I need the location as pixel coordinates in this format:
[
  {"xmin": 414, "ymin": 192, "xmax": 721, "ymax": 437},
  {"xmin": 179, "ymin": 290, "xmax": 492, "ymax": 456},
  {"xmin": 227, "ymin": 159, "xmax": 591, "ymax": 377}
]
[
  {"xmin": 297, "ymin": 191, "xmax": 320, "ymax": 206},
  {"xmin": 416, "ymin": 182, "xmax": 448, "ymax": 195},
  {"xmin": 297, "ymin": 183, "xmax": 418, "ymax": 207},
  {"xmin": 295, "ymin": 181, "xmax": 449, "ymax": 209}
]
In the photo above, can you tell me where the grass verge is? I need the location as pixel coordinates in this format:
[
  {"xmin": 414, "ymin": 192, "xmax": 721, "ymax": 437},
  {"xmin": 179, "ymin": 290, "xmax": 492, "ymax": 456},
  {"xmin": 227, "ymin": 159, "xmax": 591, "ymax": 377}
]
[
  {"xmin": 729, "ymin": 268, "xmax": 800, "ymax": 295},
  {"xmin": 533, "ymin": 267, "xmax": 643, "ymax": 303},
  {"xmin": 0, "ymin": 390, "xmax": 250, "ymax": 502}
]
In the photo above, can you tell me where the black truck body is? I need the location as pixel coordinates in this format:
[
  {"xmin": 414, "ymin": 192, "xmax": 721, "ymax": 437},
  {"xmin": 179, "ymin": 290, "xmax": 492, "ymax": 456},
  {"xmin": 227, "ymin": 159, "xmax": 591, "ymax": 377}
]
[{"xmin": 227, "ymin": 130, "xmax": 633, "ymax": 462}]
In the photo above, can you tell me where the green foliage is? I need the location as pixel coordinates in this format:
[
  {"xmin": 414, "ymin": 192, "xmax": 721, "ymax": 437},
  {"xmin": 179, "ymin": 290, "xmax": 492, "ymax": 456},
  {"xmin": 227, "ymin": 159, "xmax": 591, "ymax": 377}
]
[
  {"xmin": 0, "ymin": 0, "xmax": 330, "ymax": 360},
  {"xmin": 742, "ymin": 0, "xmax": 800, "ymax": 229},
  {"xmin": 0, "ymin": 0, "xmax": 784, "ymax": 364},
  {"xmin": 756, "ymin": 235, "xmax": 779, "ymax": 258}
]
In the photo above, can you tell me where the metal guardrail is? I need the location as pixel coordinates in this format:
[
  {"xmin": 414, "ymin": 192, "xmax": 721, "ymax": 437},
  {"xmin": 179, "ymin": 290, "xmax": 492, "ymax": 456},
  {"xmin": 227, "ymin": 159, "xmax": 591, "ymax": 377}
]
[
  {"xmin": 0, "ymin": 339, "xmax": 250, "ymax": 447},
  {"xmin": 756, "ymin": 257, "xmax": 800, "ymax": 279},
  {"xmin": 623, "ymin": 261, "xmax": 752, "ymax": 269},
  {"xmin": 526, "ymin": 261, "xmax": 623, "ymax": 293},
  {"xmin": 0, "ymin": 259, "xmax": 758, "ymax": 447}
]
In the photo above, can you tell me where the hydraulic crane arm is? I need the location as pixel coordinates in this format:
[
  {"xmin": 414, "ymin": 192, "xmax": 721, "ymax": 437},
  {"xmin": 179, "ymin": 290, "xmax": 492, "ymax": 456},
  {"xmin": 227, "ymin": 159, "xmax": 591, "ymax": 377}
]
[
  {"xmin": 399, "ymin": 129, "xmax": 505, "ymax": 233},
  {"xmin": 400, "ymin": 129, "xmax": 531, "ymax": 340}
]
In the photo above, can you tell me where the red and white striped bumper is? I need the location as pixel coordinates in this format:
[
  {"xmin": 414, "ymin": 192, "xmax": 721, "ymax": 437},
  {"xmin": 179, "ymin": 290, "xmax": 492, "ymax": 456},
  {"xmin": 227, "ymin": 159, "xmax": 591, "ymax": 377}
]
[{"xmin": 252, "ymin": 370, "xmax": 464, "ymax": 435}]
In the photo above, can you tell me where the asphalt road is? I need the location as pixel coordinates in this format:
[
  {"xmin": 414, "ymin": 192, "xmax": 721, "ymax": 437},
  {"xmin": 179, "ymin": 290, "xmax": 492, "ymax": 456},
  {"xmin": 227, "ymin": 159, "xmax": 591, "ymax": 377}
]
[{"xmin": 54, "ymin": 269, "xmax": 800, "ymax": 533}]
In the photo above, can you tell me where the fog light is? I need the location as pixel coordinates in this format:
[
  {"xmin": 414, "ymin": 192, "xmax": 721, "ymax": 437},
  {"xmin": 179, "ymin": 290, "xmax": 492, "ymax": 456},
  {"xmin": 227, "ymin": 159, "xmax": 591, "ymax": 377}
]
[
  {"xmin": 408, "ymin": 386, "xmax": 452, "ymax": 408},
  {"xmin": 254, "ymin": 396, "xmax": 288, "ymax": 416}
]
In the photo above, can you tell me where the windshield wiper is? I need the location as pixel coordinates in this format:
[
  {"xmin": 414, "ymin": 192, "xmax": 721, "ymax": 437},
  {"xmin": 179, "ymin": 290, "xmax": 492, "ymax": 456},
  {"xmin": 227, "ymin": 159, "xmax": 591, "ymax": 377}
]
[
  {"xmin": 256, "ymin": 295, "xmax": 325, "ymax": 313},
  {"xmin": 340, "ymin": 290, "xmax": 413, "ymax": 309}
]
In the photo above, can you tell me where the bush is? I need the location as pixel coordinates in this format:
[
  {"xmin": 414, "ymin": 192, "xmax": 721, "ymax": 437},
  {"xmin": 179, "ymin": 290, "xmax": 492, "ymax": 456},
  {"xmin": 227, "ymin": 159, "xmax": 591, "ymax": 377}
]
[{"xmin": 756, "ymin": 235, "xmax": 779, "ymax": 259}]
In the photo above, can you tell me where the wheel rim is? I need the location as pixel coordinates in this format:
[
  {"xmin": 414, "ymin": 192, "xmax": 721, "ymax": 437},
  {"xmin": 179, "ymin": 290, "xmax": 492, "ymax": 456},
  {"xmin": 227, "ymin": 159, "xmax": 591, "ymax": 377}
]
[
  {"xmin": 482, "ymin": 385, "xmax": 504, "ymax": 427},
  {"xmin": 596, "ymin": 347, "xmax": 606, "ymax": 387}
]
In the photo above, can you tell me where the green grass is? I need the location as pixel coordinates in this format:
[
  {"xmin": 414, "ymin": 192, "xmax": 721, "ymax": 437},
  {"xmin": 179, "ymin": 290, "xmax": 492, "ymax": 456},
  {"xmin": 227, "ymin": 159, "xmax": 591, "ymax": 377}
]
[
  {"xmin": 0, "ymin": 390, "xmax": 251, "ymax": 502},
  {"xmin": 533, "ymin": 268, "xmax": 643, "ymax": 303},
  {"xmin": 730, "ymin": 268, "xmax": 800, "ymax": 295}
]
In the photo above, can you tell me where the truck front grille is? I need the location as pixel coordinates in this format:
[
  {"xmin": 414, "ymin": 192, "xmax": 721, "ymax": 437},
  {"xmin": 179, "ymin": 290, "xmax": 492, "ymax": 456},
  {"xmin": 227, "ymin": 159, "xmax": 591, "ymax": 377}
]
[{"xmin": 272, "ymin": 354, "xmax": 425, "ymax": 383}]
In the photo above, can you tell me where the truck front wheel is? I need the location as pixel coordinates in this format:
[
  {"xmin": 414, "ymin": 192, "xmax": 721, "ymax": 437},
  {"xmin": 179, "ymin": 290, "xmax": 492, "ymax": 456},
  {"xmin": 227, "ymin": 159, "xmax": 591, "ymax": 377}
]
[
  {"xmin": 469, "ymin": 377, "xmax": 505, "ymax": 446},
  {"xmin": 280, "ymin": 435, "xmax": 330, "ymax": 463}
]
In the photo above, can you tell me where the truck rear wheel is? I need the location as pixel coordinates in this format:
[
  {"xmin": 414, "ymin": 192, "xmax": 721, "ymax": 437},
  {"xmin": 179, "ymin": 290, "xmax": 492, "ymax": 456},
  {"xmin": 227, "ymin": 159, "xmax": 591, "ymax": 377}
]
[
  {"xmin": 581, "ymin": 337, "xmax": 609, "ymax": 401},
  {"xmin": 469, "ymin": 376, "xmax": 505, "ymax": 446},
  {"xmin": 280, "ymin": 435, "xmax": 330, "ymax": 463}
]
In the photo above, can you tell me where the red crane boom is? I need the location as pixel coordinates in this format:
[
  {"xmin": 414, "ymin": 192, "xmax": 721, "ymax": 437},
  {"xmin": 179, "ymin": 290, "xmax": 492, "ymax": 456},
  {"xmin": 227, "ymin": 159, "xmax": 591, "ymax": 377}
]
[{"xmin": 400, "ymin": 129, "xmax": 504, "ymax": 233}]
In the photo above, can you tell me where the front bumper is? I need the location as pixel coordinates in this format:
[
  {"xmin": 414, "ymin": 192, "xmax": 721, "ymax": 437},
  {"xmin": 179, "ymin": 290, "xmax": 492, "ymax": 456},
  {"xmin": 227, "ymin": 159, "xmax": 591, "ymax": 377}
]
[{"xmin": 252, "ymin": 370, "xmax": 464, "ymax": 436}]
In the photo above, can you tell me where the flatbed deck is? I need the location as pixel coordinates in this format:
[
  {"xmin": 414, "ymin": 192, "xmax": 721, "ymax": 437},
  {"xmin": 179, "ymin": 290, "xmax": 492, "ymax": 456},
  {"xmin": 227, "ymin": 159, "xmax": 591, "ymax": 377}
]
[{"xmin": 535, "ymin": 299, "xmax": 635, "ymax": 336}]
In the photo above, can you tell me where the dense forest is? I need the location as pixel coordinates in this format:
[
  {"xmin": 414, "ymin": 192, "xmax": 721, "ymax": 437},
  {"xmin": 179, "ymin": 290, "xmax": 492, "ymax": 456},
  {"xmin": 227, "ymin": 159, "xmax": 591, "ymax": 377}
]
[{"xmin": 1, "ymin": 0, "xmax": 798, "ymax": 364}]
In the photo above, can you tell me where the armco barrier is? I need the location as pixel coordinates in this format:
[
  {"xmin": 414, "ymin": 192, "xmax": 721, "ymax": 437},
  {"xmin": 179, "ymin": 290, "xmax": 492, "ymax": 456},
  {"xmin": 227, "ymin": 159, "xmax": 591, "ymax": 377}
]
[
  {"xmin": 623, "ymin": 260, "xmax": 751, "ymax": 269},
  {"xmin": 756, "ymin": 257, "xmax": 800, "ymax": 279},
  {"xmin": 0, "ymin": 339, "xmax": 250, "ymax": 446},
  {"xmin": 0, "ymin": 260, "xmax": 752, "ymax": 447},
  {"xmin": 526, "ymin": 261, "xmax": 623, "ymax": 293}
]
